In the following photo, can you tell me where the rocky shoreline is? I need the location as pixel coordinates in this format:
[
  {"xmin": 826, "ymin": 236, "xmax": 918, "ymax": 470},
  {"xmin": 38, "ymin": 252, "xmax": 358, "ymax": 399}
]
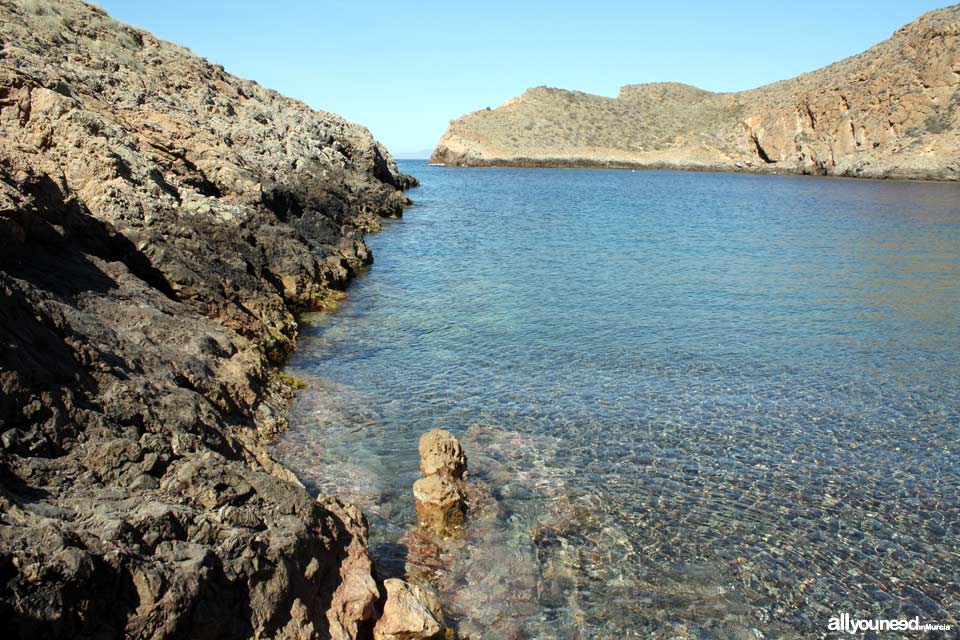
[
  {"xmin": 433, "ymin": 5, "xmax": 960, "ymax": 181},
  {"xmin": 429, "ymin": 156, "xmax": 958, "ymax": 182},
  {"xmin": 0, "ymin": 1, "xmax": 424, "ymax": 638}
]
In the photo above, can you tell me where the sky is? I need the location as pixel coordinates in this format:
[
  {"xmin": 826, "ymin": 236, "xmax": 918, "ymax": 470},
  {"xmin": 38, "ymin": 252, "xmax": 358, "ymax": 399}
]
[{"xmin": 96, "ymin": 1, "xmax": 951, "ymax": 156}]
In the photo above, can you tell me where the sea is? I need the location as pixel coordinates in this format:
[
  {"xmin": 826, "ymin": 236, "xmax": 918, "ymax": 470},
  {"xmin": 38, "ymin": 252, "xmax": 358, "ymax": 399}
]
[{"xmin": 274, "ymin": 161, "xmax": 960, "ymax": 639}]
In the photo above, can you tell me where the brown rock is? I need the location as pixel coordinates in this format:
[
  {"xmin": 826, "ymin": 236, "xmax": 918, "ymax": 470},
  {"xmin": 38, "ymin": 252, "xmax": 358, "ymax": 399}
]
[
  {"xmin": 373, "ymin": 579, "xmax": 451, "ymax": 640},
  {"xmin": 413, "ymin": 430, "xmax": 468, "ymax": 537},
  {"xmin": 432, "ymin": 5, "xmax": 960, "ymax": 181},
  {"xmin": 413, "ymin": 475, "xmax": 465, "ymax": 537},
  {"xmin": 0, "ymin": 0, "xmax": 416, "ymax": 638},
  {"xmin": 418, "ymin": 429, "xmax": 467, "ymax": 480},
  {"xmin": 275, "ymin": 599, "xmax": 316, "ymax": 640},
  {"xmin": 321, "ymin": 498, "xmax": 381, "ymax": 640}
]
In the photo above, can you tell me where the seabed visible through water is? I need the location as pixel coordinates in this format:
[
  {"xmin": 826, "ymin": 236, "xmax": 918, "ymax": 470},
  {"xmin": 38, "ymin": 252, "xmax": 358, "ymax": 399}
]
[{"xmin": 275, "ymin": 162, "xmax": 960, "ymax": 639}]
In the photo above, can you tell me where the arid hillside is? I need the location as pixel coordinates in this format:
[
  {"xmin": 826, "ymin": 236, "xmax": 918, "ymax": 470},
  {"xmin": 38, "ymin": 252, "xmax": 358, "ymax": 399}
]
[{"xmin": 433, "ymin": 5, "xmax": 960, "ymax": 180}]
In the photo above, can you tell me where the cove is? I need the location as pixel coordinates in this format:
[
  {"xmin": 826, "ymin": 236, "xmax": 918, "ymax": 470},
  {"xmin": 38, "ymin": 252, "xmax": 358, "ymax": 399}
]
[{"xmin": 276, "ymin": 162, "xmax": 960, "ymax": 639}]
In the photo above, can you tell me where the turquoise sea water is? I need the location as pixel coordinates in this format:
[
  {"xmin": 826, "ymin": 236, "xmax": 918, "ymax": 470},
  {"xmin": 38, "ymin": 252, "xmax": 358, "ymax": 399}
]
[{"xmin": 275, "ymin": 161, "xmax": 960, "ymax": 639}]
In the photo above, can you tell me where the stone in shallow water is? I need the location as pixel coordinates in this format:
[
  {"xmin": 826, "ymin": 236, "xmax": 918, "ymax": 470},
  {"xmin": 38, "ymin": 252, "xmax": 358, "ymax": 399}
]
[
  {"xmin": 413, "ymin": 429, "xmax": 469, "ymax": 537},
  {"xmin": 413, "ymin": 475, "xmax": 465, "ymax": 537},
  {"xmin": 418, "ymin": 429, "xmax": 467, "ymax": 480},
  {"xmin": 373, "ymin": 578, "xmax": 452, "ymax": 640}
]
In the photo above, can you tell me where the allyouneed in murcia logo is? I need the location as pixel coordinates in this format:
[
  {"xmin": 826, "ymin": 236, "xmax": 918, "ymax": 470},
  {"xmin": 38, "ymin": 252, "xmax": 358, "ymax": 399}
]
[{"xmin": 828, "ymin": 613, "xmax": 952, "ymax": 634}]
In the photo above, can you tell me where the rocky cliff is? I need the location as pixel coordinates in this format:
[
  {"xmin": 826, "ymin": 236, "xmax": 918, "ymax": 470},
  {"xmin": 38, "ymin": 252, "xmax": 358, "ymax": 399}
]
[
  {"xmin": 433, "ymin": 5, "xmax": 960, "ymax": 180},
  {"xmin": 0, "ymin": 0, "xmax": 417, "ymax": 638}
]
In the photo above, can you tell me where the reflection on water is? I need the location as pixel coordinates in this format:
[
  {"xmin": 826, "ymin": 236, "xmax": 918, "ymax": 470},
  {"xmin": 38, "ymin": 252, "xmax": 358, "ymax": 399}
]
[{"xmin": 273, "ymin": 163, "xmax": 960, "ymax": 639}]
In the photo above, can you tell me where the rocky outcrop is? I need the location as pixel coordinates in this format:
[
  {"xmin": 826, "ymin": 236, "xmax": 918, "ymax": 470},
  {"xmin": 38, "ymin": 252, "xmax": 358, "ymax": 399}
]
[
  {"xmin": 432, "ymin": 5, "xmax": 960, "ymax": 180},
  {"xmin": 412, "ymin": 430, "xmax": 467, "ymax": 538},
  {"xmin": 0, "ymin": 0, "xmax": 416, "ymax": 638}
]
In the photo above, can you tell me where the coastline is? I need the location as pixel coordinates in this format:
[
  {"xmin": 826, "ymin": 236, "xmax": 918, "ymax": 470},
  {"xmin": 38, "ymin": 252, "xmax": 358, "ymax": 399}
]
[
  {"xmin": 428, "ymin": 155, "xmax": 960, "ymax": 182},
  {"xmin": 264, "ymin": 161, "xmax": 960, "ymax": 638},
  {"xmin": 430, "ymin": 6, "xmax": 960, "ymax": 186},
  {"xmin": 3, "ymin": 0, "xmax": 957, "ymax": 636},
  {"xmin": 0, "ymin": 1, "xmax": 425, "ymax": 637}
]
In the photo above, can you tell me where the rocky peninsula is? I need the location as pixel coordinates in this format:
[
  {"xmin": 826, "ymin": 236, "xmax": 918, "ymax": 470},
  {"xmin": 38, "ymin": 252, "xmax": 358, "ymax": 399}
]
[
  {"xmin": 433, "ymin": 5, "xmax": 960, "ymax": 180},
  {"xmin": 0, "ymin": 0, "xmax": 421, "ymax": 637}
]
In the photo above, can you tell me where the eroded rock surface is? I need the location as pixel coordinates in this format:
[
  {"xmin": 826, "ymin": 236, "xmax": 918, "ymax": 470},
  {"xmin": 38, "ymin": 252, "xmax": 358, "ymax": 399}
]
[
  {"xmin": 433, "ymin": 5, "xmax": 960, "ymax": 180},
  {"xmin": 372, "ymin": 579, "xmax": 451, "ymax": 640},
  {"xmin": 413, "ymin": 430, "xmax": 467, "ymax": 538},
  {"xmin": 417, "ymin": 429, "xmax": 467, "ymax": 481},
  {"xmin": 412, "ymin": 475, "xmax": 465, "ymax": 538},
  {"xmin": 0, "ymin": 0, "xmax": 416, "ymax": 637}
]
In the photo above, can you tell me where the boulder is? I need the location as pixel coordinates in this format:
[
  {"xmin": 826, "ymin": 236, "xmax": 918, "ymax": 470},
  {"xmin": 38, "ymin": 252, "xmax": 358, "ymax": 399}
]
[
  {"xmin": 418, "ymin": 429, "xmax": 467, "ymax": 480},
  {"xmin": 373, "ymin": 579, "xmax": 451, "ymax": 640},
  {"xmin": 413, "ymin": 475, "xmax": 465, "ymax": 537},
  {"xmin": 413, "ymin": 430, "xmax": 468, "ymax": 537}
]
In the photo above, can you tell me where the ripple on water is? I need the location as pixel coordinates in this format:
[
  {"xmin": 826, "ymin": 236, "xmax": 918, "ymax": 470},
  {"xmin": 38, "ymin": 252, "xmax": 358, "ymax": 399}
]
[{"xmin": 275, "ymin": 164, "xmax": 960, "ymax": 639}]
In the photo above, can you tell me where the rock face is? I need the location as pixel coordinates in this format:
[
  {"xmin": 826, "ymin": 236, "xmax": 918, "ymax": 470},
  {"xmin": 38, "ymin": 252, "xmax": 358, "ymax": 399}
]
[
  {"xmin": 413, "ymin": 430, "xmax": 467, "ymax": 537},
  {"xmin": 433, "ymin": 5, "xmax": 960, "ymax": 180},
  {"xmin": 0, "ymin": 1, "xmax": 416, "ymax": 638},
  {"xmin": 372, "ymin": 579, "xmax": 450, "ymax": 640}
]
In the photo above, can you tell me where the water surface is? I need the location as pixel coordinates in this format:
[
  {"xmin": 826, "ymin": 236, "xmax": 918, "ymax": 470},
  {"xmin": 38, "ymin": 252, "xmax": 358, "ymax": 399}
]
[{"xmin": 275, "ymin": 162, "xmax": 960, "ymax": 639}]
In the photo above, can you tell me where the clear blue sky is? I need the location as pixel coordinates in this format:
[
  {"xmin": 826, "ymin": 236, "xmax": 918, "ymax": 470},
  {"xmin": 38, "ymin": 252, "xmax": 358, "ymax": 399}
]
[{"xmin": 96, "ymin": 1, "xmax": 951, "ymax": 155}]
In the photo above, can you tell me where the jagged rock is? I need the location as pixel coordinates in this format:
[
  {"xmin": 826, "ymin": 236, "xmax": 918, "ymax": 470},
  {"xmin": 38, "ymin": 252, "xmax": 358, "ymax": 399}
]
[
  {"xmin": 413, "ymin": 475, "xmax": 465, "ymax": 537},
  {"xmin": 320, "ymin": 497, "xmax": 381, "ymax": 640},
  {"xmin": 418, "ymin": 429, "xmax": 467, "ymax": 480},
  {"xmin": 373, "ymin": 579, "xmax": 451, "ymax": 640},
  {"xmin": 0, "ymin": 0, "xmax": 416, "ymax": 638},
  {"xmin": 433, "ymin": 5, "xmax": 960, "ymax": 180},
  {"xmin": 275, "ymin": 599, "xmax": 317, "ymax": 640}
]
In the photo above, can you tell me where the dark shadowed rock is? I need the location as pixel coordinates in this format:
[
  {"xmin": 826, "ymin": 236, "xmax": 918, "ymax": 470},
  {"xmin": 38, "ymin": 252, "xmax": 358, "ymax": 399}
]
[{"xmin": 0, "ymin": 0, "xmax": 417, "ymax": 637}]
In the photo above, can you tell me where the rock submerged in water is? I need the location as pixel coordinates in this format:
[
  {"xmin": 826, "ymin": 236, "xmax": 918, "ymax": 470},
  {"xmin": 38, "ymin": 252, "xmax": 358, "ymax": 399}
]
[
  {"xmin": 413, "ymin": 474, "xmax": 465, "ymax": 537},
  {"xmin": 413, "ymin": 430, "xmax": 468, "ymax": 537},
  {"xmin": 373, "ymin": 579, "xmax": 453, "ymax": 640}
]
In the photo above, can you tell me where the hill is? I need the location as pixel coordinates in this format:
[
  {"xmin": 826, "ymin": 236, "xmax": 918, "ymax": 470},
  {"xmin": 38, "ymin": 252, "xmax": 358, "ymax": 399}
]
[{"xmin": 433, "ymin": 5, "xmax": 960, "ymax": 180}]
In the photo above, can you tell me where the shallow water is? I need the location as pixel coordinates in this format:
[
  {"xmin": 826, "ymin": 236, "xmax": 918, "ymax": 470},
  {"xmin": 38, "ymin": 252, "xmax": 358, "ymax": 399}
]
[{"xmin": 274, "ymin": 162, "xmax": 960, "ymax": 639}]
